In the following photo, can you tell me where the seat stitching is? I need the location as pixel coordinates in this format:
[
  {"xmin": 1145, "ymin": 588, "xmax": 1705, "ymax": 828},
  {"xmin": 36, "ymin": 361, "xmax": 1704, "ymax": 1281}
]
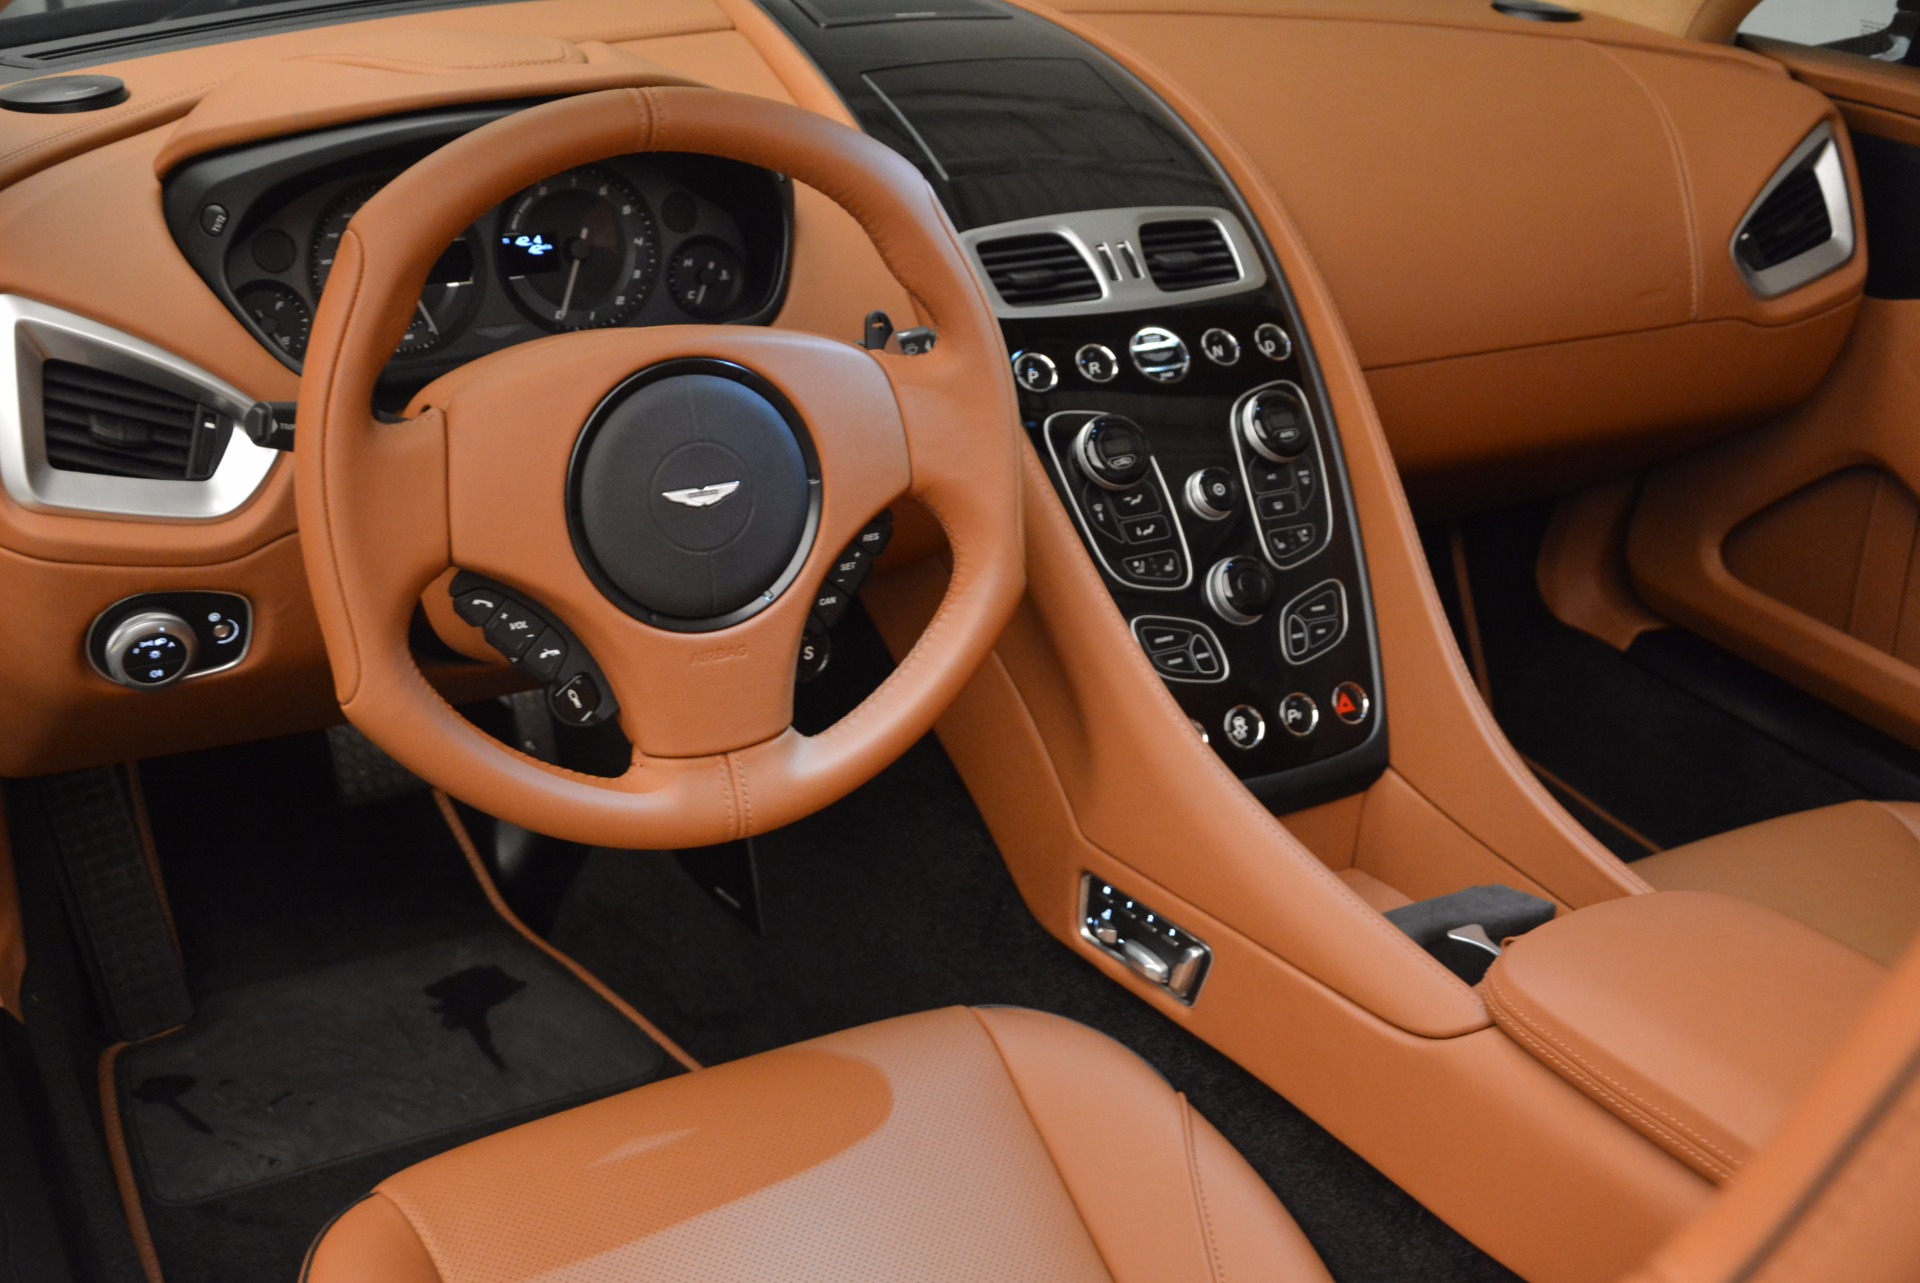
[
  {"xmin": 964, "ymin": 1009, "xmax": 1122, "ymax": 1283},
  {"xmin": 1182, "ymin": 1100, "xmax": 1229, "ymax": 1283},
  {"xmin": 1485, "ymin": 974, "xmax": 1738, "ymax": 1178}
]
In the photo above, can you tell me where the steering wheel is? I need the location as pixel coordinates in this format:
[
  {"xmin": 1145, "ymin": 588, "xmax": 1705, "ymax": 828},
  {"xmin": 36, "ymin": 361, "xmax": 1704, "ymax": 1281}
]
[{"xmin": 294, "ymin": 87, "xmax": 1025, "ymax": 850}]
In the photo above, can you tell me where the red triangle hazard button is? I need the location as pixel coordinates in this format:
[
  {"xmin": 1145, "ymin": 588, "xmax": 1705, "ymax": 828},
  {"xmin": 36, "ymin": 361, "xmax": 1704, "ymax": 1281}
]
[{"xmin": 1332, "ymin": 682, "xmax": 1369, "ymax": 725}]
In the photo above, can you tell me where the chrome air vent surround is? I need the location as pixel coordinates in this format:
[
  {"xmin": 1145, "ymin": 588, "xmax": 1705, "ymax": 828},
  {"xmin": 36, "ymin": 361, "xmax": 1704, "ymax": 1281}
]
[
  {"xmin": 0, "ymin": 296, "xmax": 274, "ymax": 519},
  {"xmin": 1733, "ymin": 124, "xmax": 1856, "ymax": 300},
  {"xmin": 960, "ymin": 206, "xmax": 1266, "ymax": 318}
]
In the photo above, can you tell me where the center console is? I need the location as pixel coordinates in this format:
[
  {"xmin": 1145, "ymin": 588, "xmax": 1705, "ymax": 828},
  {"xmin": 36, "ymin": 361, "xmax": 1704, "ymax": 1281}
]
[{"xmin": 755, "ymin": 0, "xmax": 1386, "ymax": 809}]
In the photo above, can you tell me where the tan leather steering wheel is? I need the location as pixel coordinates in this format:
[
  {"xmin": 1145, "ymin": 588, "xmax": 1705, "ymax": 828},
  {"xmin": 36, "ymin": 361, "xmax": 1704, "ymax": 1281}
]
[{"xmin": 295, "ymin": 87, "xmax": 1025, "ymax": 850}]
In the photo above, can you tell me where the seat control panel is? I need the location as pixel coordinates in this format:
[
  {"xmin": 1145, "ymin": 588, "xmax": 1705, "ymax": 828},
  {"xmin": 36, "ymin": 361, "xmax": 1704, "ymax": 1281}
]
[{"xmin": 1081, "ymin": 874, "xmax": 1211, "ymax": 1002}]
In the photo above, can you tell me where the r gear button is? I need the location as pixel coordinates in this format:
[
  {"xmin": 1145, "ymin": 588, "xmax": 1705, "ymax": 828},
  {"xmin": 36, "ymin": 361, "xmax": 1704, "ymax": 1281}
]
[{"xmin": 1332, "ymin": 681, "xmax": 1372, "ymax": 726}]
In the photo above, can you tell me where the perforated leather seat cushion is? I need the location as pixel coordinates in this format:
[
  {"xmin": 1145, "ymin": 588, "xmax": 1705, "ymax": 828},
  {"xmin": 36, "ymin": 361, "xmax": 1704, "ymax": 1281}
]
[{"xmin": 303, "ymin": 1006, "xmax": 1334, "ymax": 1283}]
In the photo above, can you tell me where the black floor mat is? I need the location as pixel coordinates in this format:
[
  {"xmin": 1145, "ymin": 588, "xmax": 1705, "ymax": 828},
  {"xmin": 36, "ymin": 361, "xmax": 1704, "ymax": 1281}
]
[
  {"xmin": 547, "ymin": 733, "xmax": 1520, "ymax": 1283},
  {"xmin": 1438, "ymin": 508, "xmax": 1866, "ymax": 852},
  {"xmin": 117, "ymin": 932, "xmax": 662, "ymax": 1205},
  {"xmin": 117, "ymin": 733, "xmax": 672, "ymax": 1283}
]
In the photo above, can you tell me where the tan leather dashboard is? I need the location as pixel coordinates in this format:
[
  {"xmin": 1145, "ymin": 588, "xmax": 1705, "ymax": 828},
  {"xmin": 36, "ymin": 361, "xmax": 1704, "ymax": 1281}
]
[{"xmin": 1049, "ymin": 0, "xmax": 1865, "ymax": 512}]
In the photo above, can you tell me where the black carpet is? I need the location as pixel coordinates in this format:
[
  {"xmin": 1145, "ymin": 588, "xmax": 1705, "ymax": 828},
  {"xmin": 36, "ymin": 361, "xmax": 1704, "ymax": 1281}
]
[
  {"xmin": 1436, "ymin": 508, "xmax": 1866, "ymax": 853},
  {"xmin": 547, "ymin": 726, "xmax": 1521, "ymax": 1283},
  {"xmin": 118, "ymin": 734, "xmax": 672, "ymax": 1283}
]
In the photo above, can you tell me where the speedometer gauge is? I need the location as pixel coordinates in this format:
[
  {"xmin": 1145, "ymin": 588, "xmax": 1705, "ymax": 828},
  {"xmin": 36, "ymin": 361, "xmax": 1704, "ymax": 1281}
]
[
  {"xmin": 498, "ymin": 166, "xmax": 659, "ymax": 331},
  {"xmin": 311, "ymin": 178, "xmax": 476, "ymax": 355}
]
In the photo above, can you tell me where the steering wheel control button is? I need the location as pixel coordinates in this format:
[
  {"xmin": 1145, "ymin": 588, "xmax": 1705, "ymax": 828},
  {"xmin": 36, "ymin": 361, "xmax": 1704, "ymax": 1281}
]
[
  {"xmin": 1253, "ymin": 322, "xmax": 1294, "ymax": 362},
  {"xmin": 483, "ymin": 600, "xmax": 543, "ymax": 659},
  {"xmin": 1205, "ymin": 556, "xmax": 1276, "ymax": 626},
  {"xmin": 797, "ymin": 621, "xmax": 832, "ymax": 684},
  {"xmin": 104, "ymin": 612, "xmax": 198, "ymax": 689},
  {"xmin": 1280, "ymin": 580, "xmax": 1349, "ymax": 664},
  {"xmin": 1073, "ymin": 415, "xmax": 1153, "ymax": 491},
  {"xmin": 454, "ymin": 590, "xmax": 504, "ymax": 626},
  {"xmin": 551, "ymin": 673, "xmax": 603, "ymax": 726},
  {"xmin": 1185, "ymin": 467, "xmax": 1239, "ymax": 521},
  {"xmin": 1222, "ymin": 705, "xmax": 1266, "ymax": 750},
  {"xmin": 1279, "ymin": 693, "xmax": 1320, "ymax": 738},
  {"xmin": 520, "ymin": 631, "xmax": 569, "ymax": 684},
  {"xmin": 1333, "ymin": 681, "xmax": 1372, "ymax": 726},
  {"xmin": 571, "ymin": 364, "xmax": 815, "ymax": 628},
  {"xmin": 1075, "ymin": 343, "xmax": 1120, "ymax": 383},
  {"xmin": 1242, "ymin": 387, "xmax": 1311, "ymax": 461},
  {"xmin": 813, "ymin": 583, "xmax": 853, "ymax": 628},
  {"xmin": 853, "ymin": 510, "xmax": 895, "ymax": 557},
  {"xmin": 1011, "ymin": 350, "xmax": 1059, "ymax": 393},
  {"xmin": 1200, "ymin": 328, "xmax": 1241, "ymax": 366},
  {"xmin": 1128, "ymin": 326, "xmax": 1190, "ymax": 383},
  {"xmin": 828, "ymin": 548, "xmax": 874, "ymax": 594}
]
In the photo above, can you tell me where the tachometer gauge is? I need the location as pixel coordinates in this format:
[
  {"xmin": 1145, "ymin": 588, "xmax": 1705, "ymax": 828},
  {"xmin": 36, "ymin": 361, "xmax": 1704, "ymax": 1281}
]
[
  {"xmin": 665, "ymin": 239, "xmax": 745, "ymax": 320},
  {"xmin": 311, "ymin": 178, "xmax": 476, "ymax": 355},
  {"xmin": 498, "ymin": 166, "xmax": 658, "ymax": 331},
  {"xmin": 237, "ymin": 282, "xmax": 311, "ymax": 361}
]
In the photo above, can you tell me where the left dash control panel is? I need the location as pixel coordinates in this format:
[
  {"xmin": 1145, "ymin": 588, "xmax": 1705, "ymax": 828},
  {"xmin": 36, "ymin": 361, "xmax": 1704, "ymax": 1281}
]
[{"xmin": 88, "ymin": 592, "xmax": 251, "ymax": 690}]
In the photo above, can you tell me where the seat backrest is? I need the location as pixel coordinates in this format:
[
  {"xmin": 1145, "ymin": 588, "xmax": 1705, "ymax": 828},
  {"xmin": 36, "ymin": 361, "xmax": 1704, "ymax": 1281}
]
[{"xmin": 1620, "ymin": 931, "xmax": 1920, "ymax": 1283}]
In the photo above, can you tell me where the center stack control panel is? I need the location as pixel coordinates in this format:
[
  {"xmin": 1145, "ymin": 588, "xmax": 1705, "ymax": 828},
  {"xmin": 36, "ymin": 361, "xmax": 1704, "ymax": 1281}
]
[{"xmin": 984, "ymin": 213, "xmax": 1387, "ymax": 810}]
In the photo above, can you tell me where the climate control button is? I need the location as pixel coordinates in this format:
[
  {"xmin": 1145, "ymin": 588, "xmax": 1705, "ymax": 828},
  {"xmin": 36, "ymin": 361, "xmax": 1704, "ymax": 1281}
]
[{"xmin": 1242, "ymin": 386, "xmax": 1311, "ymax": 461}]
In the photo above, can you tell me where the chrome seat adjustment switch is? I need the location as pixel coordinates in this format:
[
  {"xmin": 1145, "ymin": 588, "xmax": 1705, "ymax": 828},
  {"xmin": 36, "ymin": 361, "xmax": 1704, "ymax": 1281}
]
[{"xmin": 1081, "ymin": 874, "xmax": 1212, "ymax": 1003}]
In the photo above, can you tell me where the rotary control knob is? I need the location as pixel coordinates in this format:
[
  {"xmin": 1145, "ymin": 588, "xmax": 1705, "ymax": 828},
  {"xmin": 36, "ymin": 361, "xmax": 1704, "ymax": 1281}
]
[
  {"xmin": 1073, "ymin": 414, "xmax": 1154, "ymax": 491},
  {"xmin": 1205, "ymin": 556, "xmax": 1276, "ymax": 625},
  {"xmin": 103, "ymin": 611, "xmax": 198, "ymax": 689},
  {"xmin": 1185, "ymin": 466, "xmax": 1241, "ymax": 521},
  {"xmin": 1242, "ymin": 386, "xmax": 1311, "ymax": 462}
]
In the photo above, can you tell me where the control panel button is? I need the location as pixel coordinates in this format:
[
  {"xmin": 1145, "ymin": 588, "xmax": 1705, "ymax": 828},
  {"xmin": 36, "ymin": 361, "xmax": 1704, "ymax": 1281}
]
[
  {"xmin": 1184, "ymin": 466, "xmax": 1239, "ymax": 521},
  {"xmin": 1011, "ymin": 350, "xmax": 1059, "ymax": 393},
  {"xmin": 1266, "ymin": 523, "xmax": 1319, "ymax": 561},
  {"xmin": 1075, "ymin": 343, "xmax": 1120, "ymax": 383},
  {"xmin": 1242, "ymin": 386, "xmax": 1311, "ymax": 461},
  {"xmin": 1121, "ymin": 513, "xmax": 1172, "ymax": 544},
  {"xmin": 828, "ymin": 547, "xmax": 873, "ymax": 594},
  {"xmin": 519, "ymin": 630, "xmax": 569, "ymax": 683},
  {"xmin": 1120, "ymin": 551, "xmax": 1182, "ymax": 583},
  {"xmin": 1073, "ymin": 414, "xmax": 1153, "ymax": 491},
  {"xmin": 1257, "ymin": 491, "xmax": 1306, "ymax": 520},
  {"xmin": 1253, "ymin": 322, "xmax": 1294, "ymax": 362},
  {"xmin": 853, "ymin": 511, "xmax": 895, "ymax": 557},
  {"xmin": 1081, "ymin": 875, "xmax": 1211, "ymax": 1001},
  {"xmin": 483, "ymin": 600, "xmax": 544, "ymax": 659},
  {"xmin": 1279, "ymin": 580, "xmax": 1348, "ymax": 664},
  {"xmin": 1130, "ymin": 615, "xmax": 1229, "ymax": 683},
  {"xmin": 1112, "ymin": 485, "xmax": 1161, "ymax": 518},
  {"xmin": 1204, "ymin": 556, "xmax": 1276, "ymax": 625},
  {"xmin": 1128, "ymin": 326, "xmax": 1190, "ymax": 383},
  {"xmin": 1081, "ymin": 486, "xmax": 1124, "ymax": 541},
  {"xmin": 813, "ymin": 583, "xmax": 853, "ymax": 627},
  {"xmin": 455, "ymin": 590, "xmax": 504, "ymax": 626},
  {"xmin": 1200, "ymin": 327, "xmax": 1241, "ymax": 366},
  {"xmin": 1333, "ymin": 681, "xmax": 1372, "ymax": 725},
  {"xmin": 551, "ymin": 673, "xmax": 604, "ymax": 725},
  {"xmin": 1279, "ymin": 692, "xmax": 1320, "ymax": 738},
  {"xmin": 107, "ymin": 614, "xmax": 197, "ymax": 689},
  {"xmin": 797, "ymin": 620, "xmax": 832, "ymax": 684},
  {"xmin": 1222, "ymin": 705, "xmax": 1266, "ymax": 750}
]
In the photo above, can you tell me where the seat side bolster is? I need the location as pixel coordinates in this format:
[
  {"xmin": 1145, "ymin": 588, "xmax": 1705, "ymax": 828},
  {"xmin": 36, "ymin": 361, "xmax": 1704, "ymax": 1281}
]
[
  {"xmin": 971, "ymin": 1005, "xmax": 1331, "ymax": 1283},
  {"xmin": 304, "ymin": 1192, "xmax": 444, "ymax": 1283}
]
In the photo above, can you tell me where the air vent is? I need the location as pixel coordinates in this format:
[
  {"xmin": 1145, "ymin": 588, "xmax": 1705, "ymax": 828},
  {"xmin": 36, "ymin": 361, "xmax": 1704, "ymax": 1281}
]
[
  {"xmin": 1140, "ymin": 219, "xmax": 1241, "ymax": 292},
  {"xmin": 1736, "ymin": 166, "xmax": 1832, "ymax": 274},
  {"xmin": 975, "ymin": 232, "xmax": 1102, "ymax": 307},
  {"xmin": 41, "ymin": 360, "xmax": 226, "ymax": 480}
]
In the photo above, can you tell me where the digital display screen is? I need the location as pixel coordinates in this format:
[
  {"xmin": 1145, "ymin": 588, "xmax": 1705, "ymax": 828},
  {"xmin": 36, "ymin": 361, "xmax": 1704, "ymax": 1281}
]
[{"xmin": 498, "ymin": 232, "xmax": 565, "ymax": 276}]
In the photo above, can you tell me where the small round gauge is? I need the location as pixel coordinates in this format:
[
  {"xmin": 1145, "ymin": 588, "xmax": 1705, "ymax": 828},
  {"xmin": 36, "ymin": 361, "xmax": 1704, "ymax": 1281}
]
[
  {"xmin": 310, "ymin": 178, "xmax": 477, "ymax": 355},
  {"xmin": 237, "ymin": 282, "xmax": 312, "ymax": 361},
  {"xmin": 665, "ymin": 239, "xmax": 746, "ymax": 321},
  {"xmin": 498, "ymin": 166, "xmax": 659, "ymax": 331}
]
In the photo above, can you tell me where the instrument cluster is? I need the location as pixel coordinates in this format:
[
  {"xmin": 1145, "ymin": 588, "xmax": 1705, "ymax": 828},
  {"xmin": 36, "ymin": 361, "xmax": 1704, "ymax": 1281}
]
[{"xmin": 165, "ymin": 107, "xmax": 791, "ymax": 388}]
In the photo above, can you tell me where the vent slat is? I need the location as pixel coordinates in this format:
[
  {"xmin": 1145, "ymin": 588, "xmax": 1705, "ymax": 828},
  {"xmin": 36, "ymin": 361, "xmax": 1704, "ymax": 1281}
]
[
  {"xmin": 41, "ymin": 360, "xmax": 201, "ymax": 479},
  {"xmin": 1737, "ymin": 167, "xmax": 1834, "ymax": 273},
  {"xmin": 1140, "ymin": 219, "xmax": 1241, "ymax": 291},
  {"xmin": 976, "ymin": 232, "xmax": 1102, "ymax": 306}
]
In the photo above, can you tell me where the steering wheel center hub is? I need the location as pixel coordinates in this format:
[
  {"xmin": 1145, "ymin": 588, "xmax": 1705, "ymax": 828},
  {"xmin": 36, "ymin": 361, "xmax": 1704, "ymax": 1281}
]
[{"xmin": 568, "ymin": 362, "xmax": 817, "ymax": 630}]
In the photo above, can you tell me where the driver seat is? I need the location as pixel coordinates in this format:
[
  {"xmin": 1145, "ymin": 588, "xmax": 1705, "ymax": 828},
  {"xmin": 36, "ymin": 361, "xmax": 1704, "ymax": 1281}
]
[{"xmin": 303, "ymin": 1005, "xmax": 1333, "ymax": 1283}]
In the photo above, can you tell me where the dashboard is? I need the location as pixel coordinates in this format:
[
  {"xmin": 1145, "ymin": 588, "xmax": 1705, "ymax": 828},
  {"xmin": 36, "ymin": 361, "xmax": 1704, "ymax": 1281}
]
[{"xmin": 162, "ymin": 106, "xmax": 792, "ymax": 391}]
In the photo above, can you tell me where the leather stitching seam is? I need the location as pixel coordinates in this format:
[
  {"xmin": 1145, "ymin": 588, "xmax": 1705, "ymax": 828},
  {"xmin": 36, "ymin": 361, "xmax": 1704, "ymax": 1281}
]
[
  {"xmin": 1484, "ymin": 972, "xmax": 1738, "ymax": 1177},
  {"xmin": 0, "ymin": 82, "xmax": 212, "ymax": 168},
  {"xmin": 1181, "ymin": 1100, "xmax": 1229, "ymax": 1283},
  {"xmin": 1590, "ymin": 41, "xmax": 1702, "ymax": 321}
]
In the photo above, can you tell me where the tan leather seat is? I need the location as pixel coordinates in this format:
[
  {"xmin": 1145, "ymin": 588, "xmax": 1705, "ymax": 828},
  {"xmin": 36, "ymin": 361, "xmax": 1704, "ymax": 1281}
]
[
  {"xmin": 303, "ymin": 1006, "xmax": 1333, "ymax": 1283},
  {"xmin": 1632, "ymin": 801, "xmax": 1920, "ymax": 965}
]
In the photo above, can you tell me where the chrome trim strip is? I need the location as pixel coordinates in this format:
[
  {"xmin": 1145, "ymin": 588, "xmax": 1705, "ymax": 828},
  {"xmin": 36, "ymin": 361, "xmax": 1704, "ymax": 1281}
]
[
  {"xmin": 962, "ymin": 205, "xmax": 1268, "ymax": 318},
  {"xmin": 1734, "ymin": 124, "xmax": 1856, "ymax": 301},
  {"xmin": 0, "ymin": 296, "xmax": 276, "ymax": 520}
]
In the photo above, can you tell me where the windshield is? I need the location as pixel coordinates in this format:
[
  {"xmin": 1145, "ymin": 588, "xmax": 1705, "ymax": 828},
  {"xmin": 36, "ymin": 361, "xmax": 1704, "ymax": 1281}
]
[{"xmin": 0, "ymin": 0, "xmax": 378, "ymax": 53}]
